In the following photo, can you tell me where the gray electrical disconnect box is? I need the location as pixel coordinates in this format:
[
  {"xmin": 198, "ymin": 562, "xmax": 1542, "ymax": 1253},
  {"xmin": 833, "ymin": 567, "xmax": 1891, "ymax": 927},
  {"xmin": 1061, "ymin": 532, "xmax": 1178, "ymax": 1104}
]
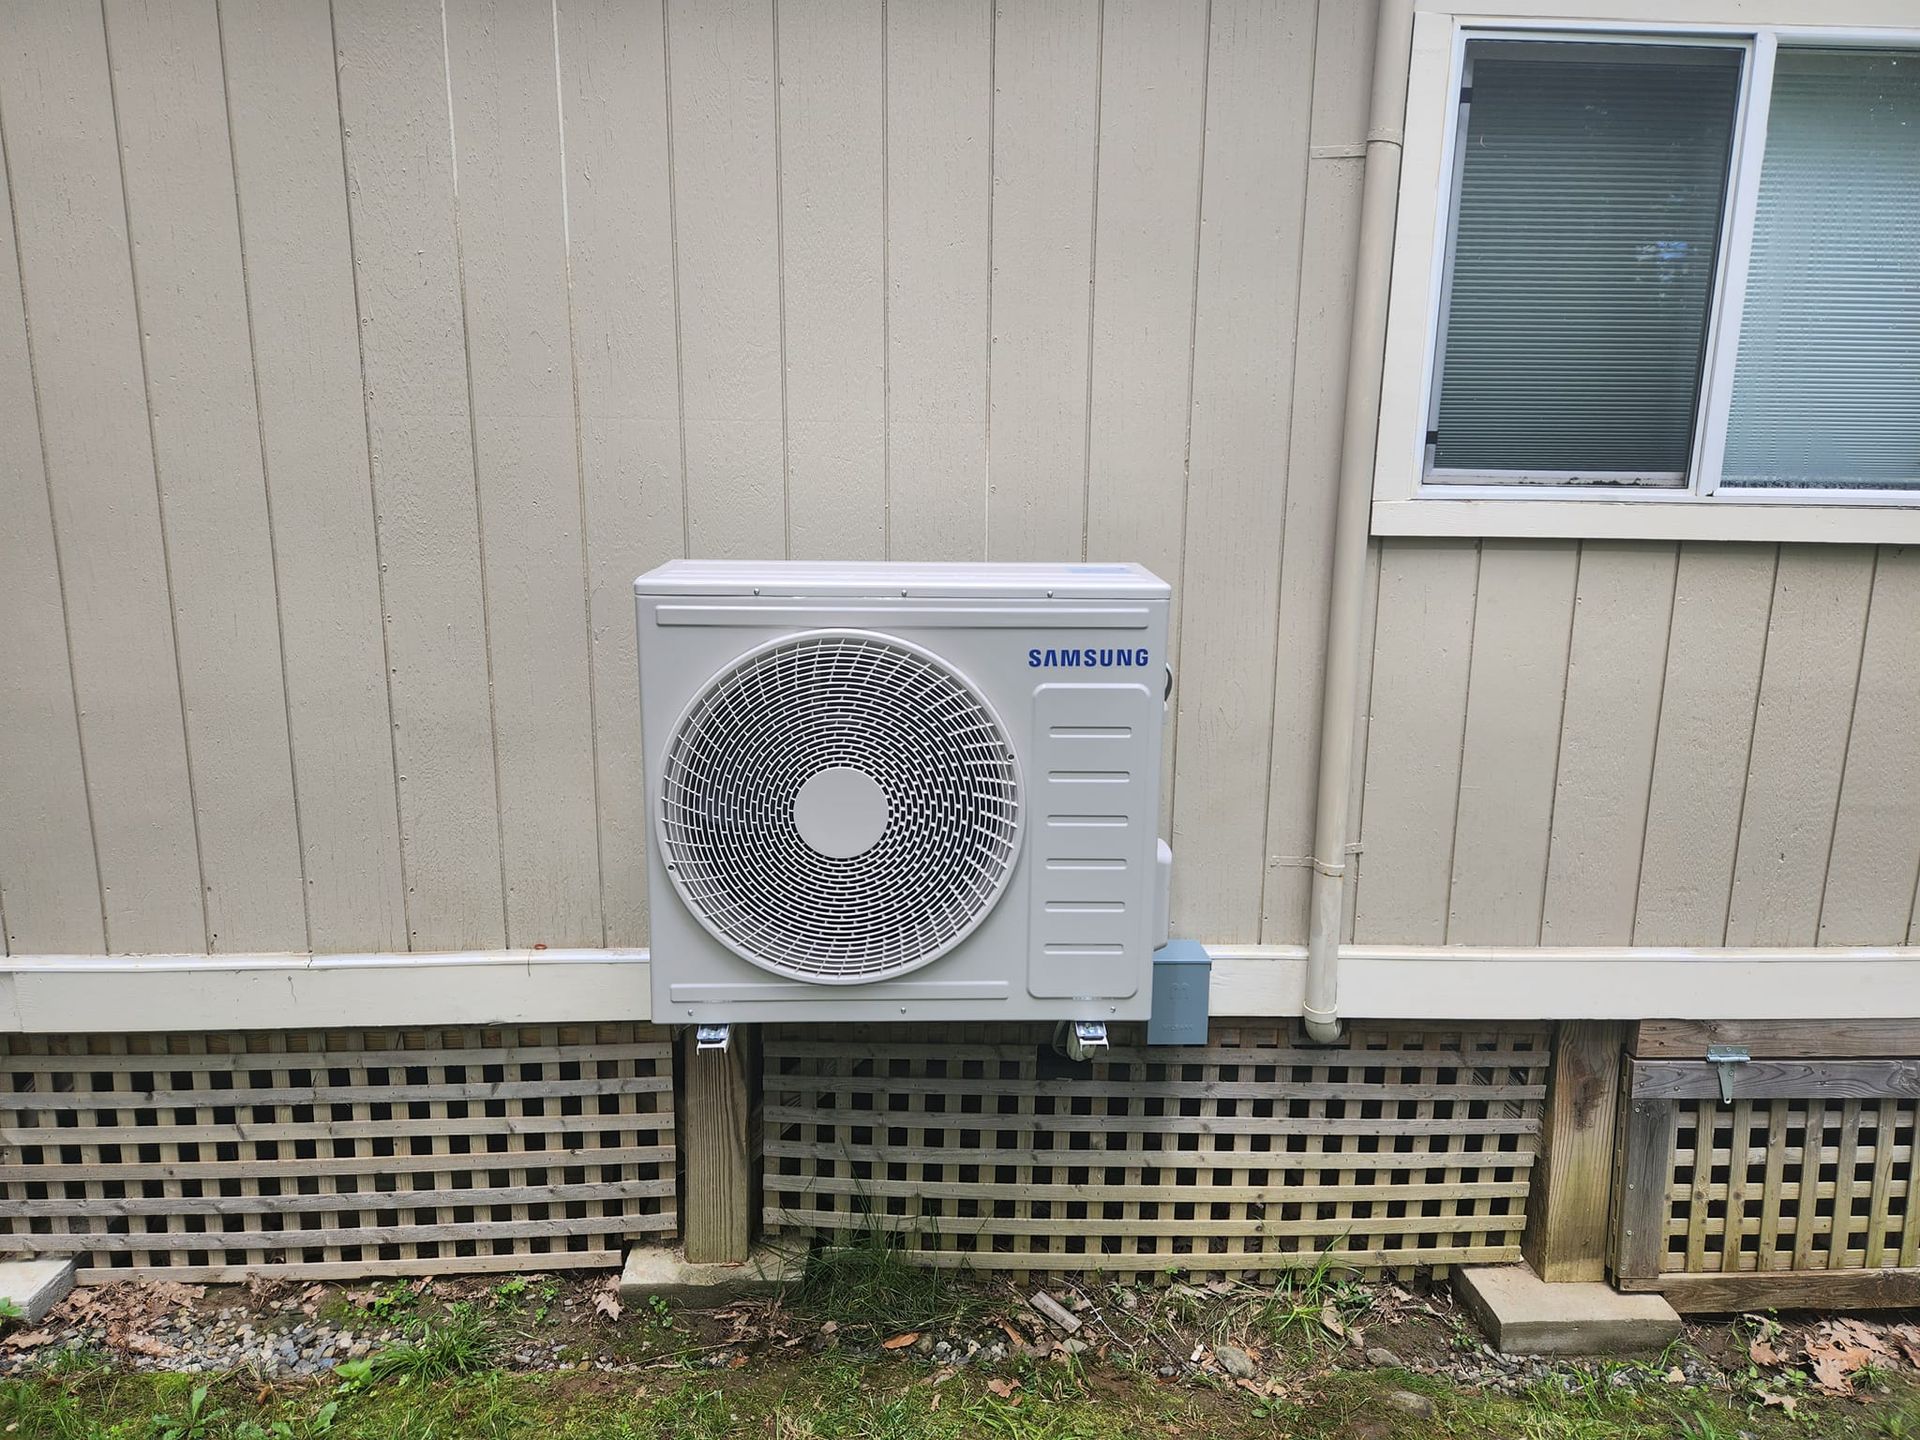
[{"xmin": 1147, "ymin": 939, "xmax": 1210, "ymax": 1045}]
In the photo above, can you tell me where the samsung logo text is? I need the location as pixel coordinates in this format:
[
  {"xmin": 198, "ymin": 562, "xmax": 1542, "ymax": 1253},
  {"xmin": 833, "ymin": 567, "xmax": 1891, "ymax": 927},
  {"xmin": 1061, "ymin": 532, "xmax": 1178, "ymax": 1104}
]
[{"xmin": 1027, "ymin": 647, "xmax": 1151, "ymax": 669}]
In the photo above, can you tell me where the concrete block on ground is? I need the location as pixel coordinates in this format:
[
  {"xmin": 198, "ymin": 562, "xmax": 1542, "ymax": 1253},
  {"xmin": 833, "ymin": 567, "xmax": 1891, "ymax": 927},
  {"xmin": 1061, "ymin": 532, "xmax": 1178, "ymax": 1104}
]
[
  {"xmin": 0, "ymin": 1258, "xmax": 76, "ymax": 1325},
  {"xmin": 1454, "ymin": 1265, "xmax": 1682, "ymax": 1356},
  {"xmin": 619, "ymin": 1245, "xmax": 803, "ymax": 1306}
]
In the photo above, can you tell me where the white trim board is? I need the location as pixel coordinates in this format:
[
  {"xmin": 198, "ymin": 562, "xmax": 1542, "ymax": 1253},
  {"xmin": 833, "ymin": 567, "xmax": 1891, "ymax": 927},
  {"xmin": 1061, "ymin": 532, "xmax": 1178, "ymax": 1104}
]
[
  {"xmin": 0, "ymin": 950, "xmax": 649, "ymax": 1034},
  {"xmin": 0, "ymin": 944, "xmax": 1915, "ymax": 1032}
]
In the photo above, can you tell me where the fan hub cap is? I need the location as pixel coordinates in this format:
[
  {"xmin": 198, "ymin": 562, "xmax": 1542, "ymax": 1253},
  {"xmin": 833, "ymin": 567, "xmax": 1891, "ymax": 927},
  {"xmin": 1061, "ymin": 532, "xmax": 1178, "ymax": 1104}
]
[{"xmin": 793, "ymin": 766, "xmax": 888, "ymax": 860}]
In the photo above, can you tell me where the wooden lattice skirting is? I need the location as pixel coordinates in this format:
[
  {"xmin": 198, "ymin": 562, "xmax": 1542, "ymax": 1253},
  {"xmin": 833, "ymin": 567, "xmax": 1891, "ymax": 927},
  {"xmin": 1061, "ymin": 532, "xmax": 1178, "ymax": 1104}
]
[
  {"xmin": 763, "ymin": 1020, "xmax": 1549, "ymax": 1280},
  {"xmin": 1615, "ymin": 1049, "xmax": 1920, "ymax": 1311},
  {"xmin": 0, "ymin": 1024, "xmax": 676, "ymax": 1285}
]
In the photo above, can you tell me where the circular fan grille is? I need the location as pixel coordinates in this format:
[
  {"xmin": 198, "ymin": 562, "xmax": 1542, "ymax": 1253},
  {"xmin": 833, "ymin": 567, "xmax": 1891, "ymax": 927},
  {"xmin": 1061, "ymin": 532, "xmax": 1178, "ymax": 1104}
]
[{"xmin": 658, "ymin": 631, "xmax": 1022, "ymax": 981}]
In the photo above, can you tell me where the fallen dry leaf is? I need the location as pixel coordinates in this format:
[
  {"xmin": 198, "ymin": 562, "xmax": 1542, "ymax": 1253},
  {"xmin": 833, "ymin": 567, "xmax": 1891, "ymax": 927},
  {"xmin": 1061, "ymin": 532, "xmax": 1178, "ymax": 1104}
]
[
  {"xmin": 986, "ymin": 1377, "xmax": 1021, "ymax": 1400},
  {"xmin": 881, "ymin": 1332, "xmax": 921, "ymax": 1351},
  {"xmin": 1, "ymin": 1331, "xmax": 53, "ymax": 1351},
  {"xmin": 1808, "ymin": 1348, "xmax": 1867, "ymax": 1397},
  {"xmin": 1890, "ymin": 1324, "xmax": 1920, "ymax": 1368},
  {"xmin": 1761, "ymin": 1393, "xmax": 1799, "ymax": 1416},
  {"xmin": 1320, "ymin": 1303, "xmax": 1345, "ymax": 1339},
  {"xmin": 1806, "ymin": 1319, "xmax": 1892, "ymax": 1395},
  {"xmin": 1828, "ymin": 1319, "xmax": 1895, "ymax": 1361},
  {"xmin": 593, "ymin": 1291, "xmax": 622, "ymax": 1322},
  {"xmin": 1749, "ymin": 1339, "xmax": 1786, "ymax": 1367}
]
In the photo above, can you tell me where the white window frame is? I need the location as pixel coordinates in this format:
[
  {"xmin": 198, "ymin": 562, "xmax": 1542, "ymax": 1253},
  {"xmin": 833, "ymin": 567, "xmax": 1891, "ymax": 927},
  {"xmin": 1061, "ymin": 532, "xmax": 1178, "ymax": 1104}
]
[{"xmin": 1372, "ymin": 9, "xmax": 1920, "ymax": 544}]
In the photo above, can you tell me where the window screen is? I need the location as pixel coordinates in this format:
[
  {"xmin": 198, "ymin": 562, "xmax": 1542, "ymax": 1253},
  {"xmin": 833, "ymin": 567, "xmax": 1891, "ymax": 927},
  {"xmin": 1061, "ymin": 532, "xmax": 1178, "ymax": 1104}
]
[
  {"xmin": 1430, "ymin": 41, "xmax": 1743, "ymax": 480},
  {"xmin": 1722, "ymin": 51, "xmax": 1920, "ymax": 490}
]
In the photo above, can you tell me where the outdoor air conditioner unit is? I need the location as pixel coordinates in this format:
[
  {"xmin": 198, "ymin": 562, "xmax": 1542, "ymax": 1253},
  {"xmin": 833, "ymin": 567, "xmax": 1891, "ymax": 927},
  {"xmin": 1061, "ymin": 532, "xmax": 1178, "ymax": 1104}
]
[{"xmin": 635, "ymin": 560, "xmax": 1172, "ymax": 1027}]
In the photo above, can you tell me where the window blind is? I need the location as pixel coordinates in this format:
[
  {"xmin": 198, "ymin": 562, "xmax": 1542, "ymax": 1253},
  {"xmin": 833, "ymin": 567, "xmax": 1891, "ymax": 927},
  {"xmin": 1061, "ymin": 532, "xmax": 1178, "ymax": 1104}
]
[
  {"xmin": 1432, "ymin": 42, "xmax": 1742, "ymax": 478},
  {"xmin": 1723, "ymin": 51, "xmax": 1920, "ymax": 491}
]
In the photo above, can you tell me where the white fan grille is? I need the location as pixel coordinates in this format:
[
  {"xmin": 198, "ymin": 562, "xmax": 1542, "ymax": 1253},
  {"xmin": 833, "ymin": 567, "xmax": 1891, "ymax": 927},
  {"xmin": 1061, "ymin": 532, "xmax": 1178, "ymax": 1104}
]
[{"xmin": 658, "ymin": 632, "xmax": 1021, "ymax": 981}]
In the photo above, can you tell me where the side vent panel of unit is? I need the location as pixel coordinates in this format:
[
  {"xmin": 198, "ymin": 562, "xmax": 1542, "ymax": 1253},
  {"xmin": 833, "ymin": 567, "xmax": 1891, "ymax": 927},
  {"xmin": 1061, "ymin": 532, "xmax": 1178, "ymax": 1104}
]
[
  {"xmin": 1028, "ymin": 681, "xmax": 1153, "ymax": 998},
  {"xmin": 658, "ymin": 630, "xmax": 1022, "ymax": 985}
]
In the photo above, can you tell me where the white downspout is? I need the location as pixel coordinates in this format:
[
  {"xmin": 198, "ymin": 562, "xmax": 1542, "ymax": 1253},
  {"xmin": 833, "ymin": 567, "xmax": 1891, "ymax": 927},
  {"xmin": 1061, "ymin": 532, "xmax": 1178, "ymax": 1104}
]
[{"xmin": 1302, "ymin": 0, "xmax": 1415, "ymax": 1044}]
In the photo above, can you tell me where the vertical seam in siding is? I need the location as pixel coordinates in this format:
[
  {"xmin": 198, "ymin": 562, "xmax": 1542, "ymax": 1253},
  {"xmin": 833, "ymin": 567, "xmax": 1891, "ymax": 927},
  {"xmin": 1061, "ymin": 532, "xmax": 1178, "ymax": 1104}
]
[
  {"xmin": 214, "ymin": 0, "xmax": 313, "ymax": 953},
  {"xmin": 1536, "ymin": 541, "xmax": 1583, "ymax": 944},
  {"xmin": 1076, "ymin": 0, "xmax": 1105, "ymax": 564},
  {"xmin": 438, "ymin": 0, "xmax": 512, "ymax": 945},
  {"xmin": 1345, "ymin": 542, "xmax": 1384, "ymax": 935},
  {"xmin": 100, "ymin": 0, "xmax": 213, "ymax": 952},
  {"xmin": 771, "ymin": 0, "xmax": 792, "ymax": 560},
  {"xmin": 1814, "ymin": 546, "xmax": 1880, "ymax": 939},
  {"xmin": 327, "ymin": 0, "xmax": 413, "ymax": 947},
  {"xmin": 0, "ymin": 77, "xmax": 110, "ymax": 951},
  {"xmin": 1720, "ymin": 543, "xmax": 1783, "ymax": 947},
  {"xmin": 1627, "ymin": 541, "xmax": 1683, "ymax": 944},
  {"xmin": 551, "ymin": 0, "xmax": 609, "ymax": 946},
  {"xmin": 1439, "ymin": 539, "xmax": 1484, "ymax": 945},
  {"xmin": 879, "ymin": 0, "xmax": 890, "ymax": 558},
  {"xmin": 1628, "ymin": 545, "xmax": 1689, "ymax": 940},
  {"xmin": 662, "ymin": 0, "xmax": 692, "ymax": 558},
  {"xmin": 981, "ymin": 0, "xmax": 997, "ymax": 561},
  {"xmin": 1255, "ymin": 0, "xmax": 1321, "ymax": 936},
  {"xmin": 1163, "ymin": 0, "xmax": 1211, "ymax": 852},
  {"xmin": 1907, "ymin": 778, "xmax": 1920, "ymax": 942},
  {"xmin": 1536, "ymin": 541, "xmax": 1584, "ymax": 945}
]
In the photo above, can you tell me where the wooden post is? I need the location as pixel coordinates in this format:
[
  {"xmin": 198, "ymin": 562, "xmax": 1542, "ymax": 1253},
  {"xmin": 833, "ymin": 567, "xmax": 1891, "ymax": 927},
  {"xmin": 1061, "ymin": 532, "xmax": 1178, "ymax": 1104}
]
[
  {"xmin": 1610, "ymin": 1093, "xmax": 1677, "ymax": 1290},
  {"xmin": 1522, "ymin": 1020, "xmax": 1626, "ymax": 1283},
  {"xmin": 678, "ymin": 1026, "xmax": 759, "ymax": 1265}
]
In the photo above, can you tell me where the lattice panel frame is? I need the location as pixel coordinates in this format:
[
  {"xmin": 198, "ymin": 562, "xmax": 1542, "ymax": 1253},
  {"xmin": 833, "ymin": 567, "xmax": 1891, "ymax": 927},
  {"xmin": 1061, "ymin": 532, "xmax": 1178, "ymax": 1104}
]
[
  {"xmin": 1662, "ymin": 1096, "xmax": 1920, "ymax": 1276},
  {"xmin": 763, "ymin": 1020, "xmax": 1549, "ymax": 1279},
  {"xmin": 0, "ymin": 1024, "xmax": 675, "ymax": 1284}
]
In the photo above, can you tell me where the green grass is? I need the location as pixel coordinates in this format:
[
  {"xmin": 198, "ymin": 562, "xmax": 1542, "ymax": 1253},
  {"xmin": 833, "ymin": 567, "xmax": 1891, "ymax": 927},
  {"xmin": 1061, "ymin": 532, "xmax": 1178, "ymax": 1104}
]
[
  {"xmin": 785, "ymin": 1228, "xmax": 986, "ymax": 1339},
  {"xmin": 0, "ymin": 1348, "xmax": 1887, "ymax": 1440},
  {"xmin": 363, "ymin": 1302, "xmax": 499, "ymax": 1382}
]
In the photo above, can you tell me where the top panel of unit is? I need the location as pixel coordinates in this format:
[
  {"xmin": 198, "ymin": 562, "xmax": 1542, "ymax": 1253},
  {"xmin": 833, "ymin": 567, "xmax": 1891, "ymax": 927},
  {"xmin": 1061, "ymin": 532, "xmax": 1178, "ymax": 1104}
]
[{"xmin": 636, "ymin": 560, "xmax": 1170, "ymax": 601}]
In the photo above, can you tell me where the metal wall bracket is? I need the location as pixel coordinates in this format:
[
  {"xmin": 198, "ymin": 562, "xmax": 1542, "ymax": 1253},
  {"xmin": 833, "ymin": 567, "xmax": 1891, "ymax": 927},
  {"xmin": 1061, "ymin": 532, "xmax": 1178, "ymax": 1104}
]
[
  {"xmin": 1706, "ymin": 1044, "xmax": 1750, "ymax": 1105},
  {"xmin": 1066, "ymin": 1021, "xmax": 1109, "ymax": 1062},
  {"xmin": 695, "ymin": 1024, "xmax": 731, "ymax": 1054}
]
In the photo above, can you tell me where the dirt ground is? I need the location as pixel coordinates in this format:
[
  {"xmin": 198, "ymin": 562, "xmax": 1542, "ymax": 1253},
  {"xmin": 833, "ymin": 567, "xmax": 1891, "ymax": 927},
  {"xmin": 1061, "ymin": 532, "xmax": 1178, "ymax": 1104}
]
[{"xmin": 4, "ymin": 1259, "xmax": 1919, "ymax": 1437}]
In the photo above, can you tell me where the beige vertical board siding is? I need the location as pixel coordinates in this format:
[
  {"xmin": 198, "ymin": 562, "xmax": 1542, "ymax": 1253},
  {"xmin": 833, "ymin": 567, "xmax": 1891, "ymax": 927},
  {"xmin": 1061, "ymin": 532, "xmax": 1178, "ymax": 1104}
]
[
  {"xmin": 1168, "ymin": 0, "xmax": 1316, "ymax": 942},
  {"xmin": 217, "ymin": 0, "xmax": 406, "ymax": 953},
  {"xmin": 0, "ymin": 0, "xmax": 203, "ymax": 951},
  {"xmin": 0, "ymin": 124, "xmax": 99, "ymax": 954},
  {"xmin": 777, "ymin": 0, "xmax": 886, "ymax": 562},
  {"xmin": 443, "ymin": 0, "xmax": 601, "ymax": 947},
  {"xmin": 1821, "ymin": 549, "xmax": 1920, "ymax": 944},
  {"xmin": 984, "ymin": 0, "xmax": 1099, "ymax": 563},
  {"xmin": 1632, "ymin": 546, "xmax": 1777, "ymax": 945},
  {"xmin": 883, "ymin": 0, "xmax": 991, "ymax": 563},
  {"xmin": 1540, "ymin": 543, "xmax": 1677, "ymax": 944},
  {"xmin": 1081, "ymin": 0, "xmax": 1207, "ymax": 840},
  {"xmin": 1725, "ymin": 547, "xmax": 1876, "ymax": 946},
  {"xmin": 1447, "ymin": 543, "xmax": 1579, "ymax": 945},
  {"xmin": 555, "ymin": 0, "xmax": 686, "ymax": 945},
  {"xmin": 1351, "ymin": 540, "xmax": 1478, "ymax": 944},
  {"xmin": 104, "ymin": 0, "xmax": 307, "ymax": 953},
  {"xmin": 666, "ymin": 0, "xmax": 785, "ymax": 559},
  {"xmin": 1262, "ymin": 0, "xmax": 1377, "ymax": 943},
  {"xmin": 334, "ymin": 0, "xmax": 505, "ymax": 949}
]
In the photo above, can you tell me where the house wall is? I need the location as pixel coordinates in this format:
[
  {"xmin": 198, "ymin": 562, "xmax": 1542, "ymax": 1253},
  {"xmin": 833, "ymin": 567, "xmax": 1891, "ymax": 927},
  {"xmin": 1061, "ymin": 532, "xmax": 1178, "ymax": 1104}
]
[
  {"xmin": 1351, "ymin": 540, "xmax": 1920, "ymax": 949},
  {"xmin": 1, "ymin": 0, "xmax": 1916, "ymax": 970}
]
